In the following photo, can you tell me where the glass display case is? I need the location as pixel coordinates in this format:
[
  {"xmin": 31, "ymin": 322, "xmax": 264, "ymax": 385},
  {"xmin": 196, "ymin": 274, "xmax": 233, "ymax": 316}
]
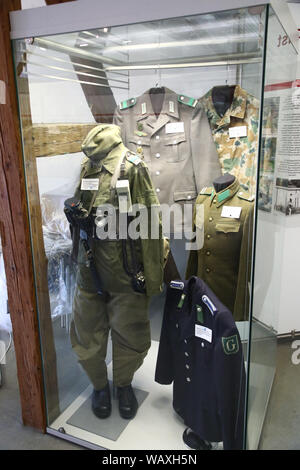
[
  {"xmin": 10, "ymin": 0, "xmax": 298, "ymax": 450},
  {"xmin": 0, "ymin": 236, "xmax": 10, "ymax": 388}
]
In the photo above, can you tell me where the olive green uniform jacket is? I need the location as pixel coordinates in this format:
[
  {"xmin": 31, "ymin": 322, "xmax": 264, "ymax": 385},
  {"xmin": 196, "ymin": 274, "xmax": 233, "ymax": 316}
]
[
  {"xmin": 75, "ymin": 124, "xmax": 165, "ymax": 297},
  {"xmin": 70, "ymin": 124, "xmax": 166, "ymax": 389},
  {"xmin": 186, "ymin": 177, "xmax": 254, "ymax": 321}
]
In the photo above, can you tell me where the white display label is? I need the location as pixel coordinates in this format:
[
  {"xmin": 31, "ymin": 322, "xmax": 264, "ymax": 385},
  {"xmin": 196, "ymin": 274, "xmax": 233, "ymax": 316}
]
[
  {"xmin": 165, "ymin": 122, "xmax": 184, "ymax": 134},
  {"xmin": 195, "ymin": 324, "xmax": 212, "ymax": 343},
  {"xmin": 229, "ymin": 125, "xmax": 247, "ymax": 138},
  {"xmin": 81, "ymin": 178, "xmax": 99, "ymax": 191},
  {"xmin": 221, "ymin": 206, "xmax": 242, "ymax": 219}
]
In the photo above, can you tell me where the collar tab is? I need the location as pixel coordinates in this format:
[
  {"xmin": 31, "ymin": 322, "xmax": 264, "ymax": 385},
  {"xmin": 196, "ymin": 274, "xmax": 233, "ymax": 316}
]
[
  {"xmin": 178, "ymin": 94, "xmax": 198, "ymax": 108},
  {"xmin": 119, "ymin": 97, "xmax": 136, "ymax": 110},
  {"xmin": 214, "ymin": 177, "xmax": 240, "ymax": 207}
]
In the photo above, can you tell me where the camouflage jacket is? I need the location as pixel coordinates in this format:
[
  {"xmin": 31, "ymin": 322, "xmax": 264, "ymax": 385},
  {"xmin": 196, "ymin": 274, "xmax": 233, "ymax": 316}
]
[{"xmin": 200, "ymin": 85, "xmax": 259, "ymax": 196}]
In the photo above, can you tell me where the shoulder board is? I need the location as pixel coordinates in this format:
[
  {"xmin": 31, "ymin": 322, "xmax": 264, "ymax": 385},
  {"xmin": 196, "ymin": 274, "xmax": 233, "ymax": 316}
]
[
  {"xmin": 202, "ymin": 294, "xmax": 217, "ymax": 315},
  {"xmin": 237, "ymin": 191, "xmax": 255, "ymax": 202},
  {"xmin": 178, "ymin": 94, "xmax": 198, "ymax": 108},
  {"xmin": 126, "ymin": 153, "xmax": 142, "ymax": 166},
  {"xmin": 199, "ymin": 186, "xmax": 213, "ymax": 196},
  {"xmin": 119, "ymin": 98, "xmax": 136, "ymax": 110},
  {"xmin": 170, "ymin": 280, "xmax": 184, "ymax": 291}
]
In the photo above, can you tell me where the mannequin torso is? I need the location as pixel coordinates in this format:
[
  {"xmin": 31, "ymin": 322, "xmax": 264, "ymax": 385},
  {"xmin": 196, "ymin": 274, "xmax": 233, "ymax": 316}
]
[
  {"xmin": 211, "ymin": 85, "xmax": 235, "ymax": 117},
  {"xmin": 149, "ymin": 87, "xmax": 165, "ymax": 117},
  {"xmin": 213, "ymin": 172, "xmax": 235, "ymax": 193}
]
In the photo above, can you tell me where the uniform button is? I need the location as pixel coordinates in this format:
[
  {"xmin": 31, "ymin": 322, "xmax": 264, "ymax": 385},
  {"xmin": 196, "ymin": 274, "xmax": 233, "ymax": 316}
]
[
  {"xmin": 186, "ymin": 377, "xmax": 191, "ymax": 382},
  {"xmin": 207, "ymin": 234, "xmax": 211, "ymax": 239},
  {"xmin": 213, "ymin": 200, "xmax": 216, "ymax": 203},
  {"xmin": 176, "ymin": 323, "xmax": 179, "ymax": 328},
  {"xmin": 209, "ymin": 217, "xmax": 213, "ymax": 222},
  {"xmin": 180, "ymin": 96, "xmax": 184, "ymax": 100},
  {"xmin": 155, "ymin": 153, "xmax": 160, "ymax": 158},
  {"xmin": 184, "ymin": 339, "xmax": 187, "ymax": 344},
  {"xmin": 137, "ymin": 140, "xmax": 142, "ymax": 145},
  {"xmin": 173, "ymin": 140, "xmax": 177, "ymax": 145},
  {"xmin": 156, "ymin": 188, "xmax": 160, "ymax": 193},
  {"xmin": 156, "ymin": 171, "xmax": 160, "ymax": 176},
  {"xmin": 185, "ymin": 352, "xmax": 189, "ymax": 357},
  {"xmin": 205, "ymin": 267, "xmax": 210, "ymax": 273},
  {"xmin": 206, "ymin": 250, "xmax": 211, "ymax": 256},
  {"xmin": 185, "ymin": 364, "xmax": 190, "ymax": 369},
  {"xmin": 201, "ymin": 342, "xmax": 205, "ymax": 348},
  {"xmin": 187, "ymin": 195, "xmax": 191, "ymax": 200},
  {"xmin": 156, "ymin": 135, "xmax": 160, "ymax": 140}
]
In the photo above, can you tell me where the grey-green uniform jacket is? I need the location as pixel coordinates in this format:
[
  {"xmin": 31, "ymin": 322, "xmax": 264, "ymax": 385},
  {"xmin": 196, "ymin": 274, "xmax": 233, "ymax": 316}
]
[
  {"xmin": 186, "ymin": 177, "xmax": 254, "ymax": 321},
  {"xmin": 75, "ymin": 124, "xmax": 165, "ymax": 297},
  {"xmin": 113, "ymin": 87, "xmax": 221, "ymax": 231}
]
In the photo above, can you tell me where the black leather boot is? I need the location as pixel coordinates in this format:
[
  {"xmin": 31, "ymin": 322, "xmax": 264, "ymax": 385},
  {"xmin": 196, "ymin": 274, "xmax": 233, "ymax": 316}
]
[
  {"xmin": 117, "ymin": 385, "xmax": 138, "ymax": 419},
  {"xmin": 91, "ymin": 383, "xmax": 111, "ymax": 419},
  {"xmin": 182, "ymin": 428, "xmax": 212, "ymax": 450}
]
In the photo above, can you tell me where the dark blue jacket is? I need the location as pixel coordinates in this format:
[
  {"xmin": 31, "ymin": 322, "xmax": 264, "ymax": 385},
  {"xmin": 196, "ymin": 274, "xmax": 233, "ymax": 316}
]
[{"xmin": 155, "ymin": 276, "xmax": 246, "ymax": 450}]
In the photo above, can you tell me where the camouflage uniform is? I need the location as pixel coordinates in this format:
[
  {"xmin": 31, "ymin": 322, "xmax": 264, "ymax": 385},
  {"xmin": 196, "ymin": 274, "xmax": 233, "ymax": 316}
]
[
  {"xmin": 200, "ymin": 85, "xmax": 259, "ymax": 197},
  {"xmin": 186, "ymin": 177, "xmax": 254, "ymax": 321}
]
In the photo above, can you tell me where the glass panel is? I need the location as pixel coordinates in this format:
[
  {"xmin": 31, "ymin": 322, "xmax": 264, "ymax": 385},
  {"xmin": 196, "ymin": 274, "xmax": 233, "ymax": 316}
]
[
  {"xmin": 246, "ymin": 5, "xmax": 298, "ymax": 450},
  {"xmin": 0, "ymin": 236, "xmax": 10, "ymax": 386},
  {"xmin": 12, "ymin": 6, "xmax": 268, "ymax": 450}
]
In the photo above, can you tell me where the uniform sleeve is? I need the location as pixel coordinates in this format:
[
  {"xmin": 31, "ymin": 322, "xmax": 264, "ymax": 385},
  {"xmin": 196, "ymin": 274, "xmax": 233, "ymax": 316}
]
[
  {"xmin": 214, "ymin": 323, "xmax": 246, "ymax": 450},
  {"xmin": 233, "ymin": 204, "xmax": 254, "ymax": 321},
  {"xmin": 185, "ymin": 202, "xmax": 198, "ymax": 279},
  {"xmin": 113, "ymin": 105, "xmax": 126, "ymax": 142},
  {"xmin": 129, "ymin": 162, "xmax": 165, "ymax": 296},
  {"xmin": 185, "ymin": 192, "xmax": 207, "ymax": 279},
  {"xmin": 190, "ymin": 104, "xmax": 222, "ymax": 193},
  {"xmin": 155, "ymin": 288, "xmax": 175, "ymax": 384}
]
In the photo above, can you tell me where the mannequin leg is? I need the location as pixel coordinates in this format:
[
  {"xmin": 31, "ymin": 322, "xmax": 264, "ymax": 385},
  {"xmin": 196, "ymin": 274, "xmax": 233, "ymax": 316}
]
[
  {"xmin": 70, "ymin": 284, "xmax": 110, "ymax": 390},
  {"xmin": 109, "ymin": 292, "xmax": 151, "ymax": 387}
]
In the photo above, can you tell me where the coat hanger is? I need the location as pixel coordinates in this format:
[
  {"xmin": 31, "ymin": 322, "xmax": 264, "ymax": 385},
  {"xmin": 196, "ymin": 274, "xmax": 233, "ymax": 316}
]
[{"xmin": 150, "ymin": 66, "xmax": 163, "ymax": 93}]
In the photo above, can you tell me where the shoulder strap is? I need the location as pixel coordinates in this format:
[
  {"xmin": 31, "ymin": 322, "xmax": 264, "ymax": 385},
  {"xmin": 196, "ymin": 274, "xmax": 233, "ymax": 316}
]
[{"xmin": 109, "ymin": 151, "xmax": 128, "ymax": 204}]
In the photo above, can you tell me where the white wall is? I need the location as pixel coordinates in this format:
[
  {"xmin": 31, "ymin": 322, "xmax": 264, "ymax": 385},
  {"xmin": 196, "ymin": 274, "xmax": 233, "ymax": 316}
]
[
  {"xmin": 36, "ymin": 153, "xmax": 83, "ymax": 196},
  {"xmin": 21, "ymin": 0, "xmax": 45, "ymax": 8},
  {"xmin": 252, "ymin": 211, "xmax": 287, "ymax": 333}
]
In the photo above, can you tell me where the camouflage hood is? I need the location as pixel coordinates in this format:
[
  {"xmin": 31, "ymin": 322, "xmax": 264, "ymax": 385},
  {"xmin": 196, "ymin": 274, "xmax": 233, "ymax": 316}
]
[{"xmin": 81, "ymin": 124, "xmax": 122, "ymax": 162}]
